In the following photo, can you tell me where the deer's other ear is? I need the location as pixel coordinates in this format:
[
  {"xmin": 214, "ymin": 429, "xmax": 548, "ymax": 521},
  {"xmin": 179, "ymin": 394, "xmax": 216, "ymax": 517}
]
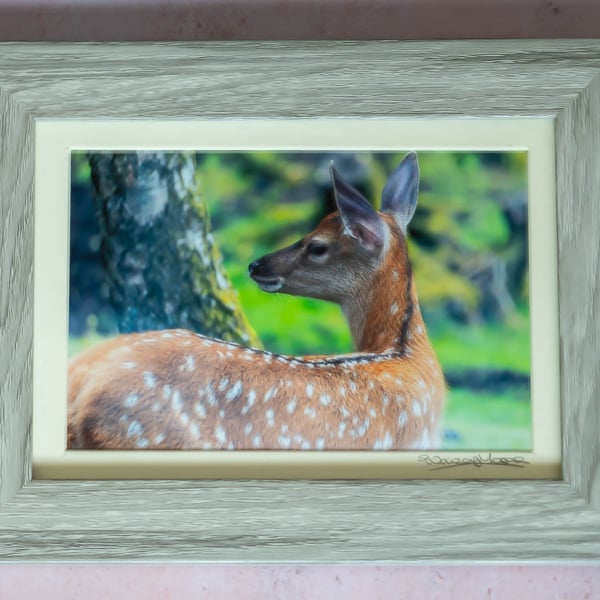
[
  {"xmin": 381, "ymin": 152, "xmax": 420, "ymax": 234},
  {"xmin": 330, "ymin": 162, "xmax": 385, "ymax": 253}
]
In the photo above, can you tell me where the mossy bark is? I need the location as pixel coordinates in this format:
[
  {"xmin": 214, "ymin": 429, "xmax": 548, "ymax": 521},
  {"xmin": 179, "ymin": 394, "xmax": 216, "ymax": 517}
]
[{"xmin": 88, "ymin": 152, "xmax": 260, "ymax": 347}]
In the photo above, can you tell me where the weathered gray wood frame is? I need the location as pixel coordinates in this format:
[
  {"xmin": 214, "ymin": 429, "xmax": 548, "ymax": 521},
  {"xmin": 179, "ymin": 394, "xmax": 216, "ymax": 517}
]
[{"xmin": 1, "ymin": 42, "xmax": 599, "ymax": 562}]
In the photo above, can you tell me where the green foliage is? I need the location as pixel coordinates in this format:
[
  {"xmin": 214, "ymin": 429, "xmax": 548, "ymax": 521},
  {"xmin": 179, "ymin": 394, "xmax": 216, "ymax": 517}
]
[
  {"xmin": 442, "ymin": 387, "xmax": 531, "ymax": 451},
  {"xmin": 71, "ymin": 153, "xmax": 91, "ymax": 183}
]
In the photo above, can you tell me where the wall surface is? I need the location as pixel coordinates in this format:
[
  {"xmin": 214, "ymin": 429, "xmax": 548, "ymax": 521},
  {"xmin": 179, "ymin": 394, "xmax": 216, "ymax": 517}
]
[
  {"xmin": 1, "ymin": 1, "xmax": 599, "ymax": 598},
  {"xmin": 0, "ymin": 0, "xmax": 599, "ymax": 40}
]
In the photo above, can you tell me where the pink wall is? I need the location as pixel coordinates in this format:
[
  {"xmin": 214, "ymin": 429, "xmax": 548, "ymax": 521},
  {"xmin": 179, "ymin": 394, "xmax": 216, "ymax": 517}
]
[
  {"xmin": 1, "ymin": 1, "xmax": 598, "ymax": 597},
  {"xmin": 1, "ymin": 564, "xmax": 600, "ymax": 599}
]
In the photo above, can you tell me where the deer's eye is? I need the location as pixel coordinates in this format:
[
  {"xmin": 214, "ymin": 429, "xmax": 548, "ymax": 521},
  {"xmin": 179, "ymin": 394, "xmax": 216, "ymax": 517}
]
[{"xmin": 307, "ymin": 241, "xmax": 330, "ymax": 259}]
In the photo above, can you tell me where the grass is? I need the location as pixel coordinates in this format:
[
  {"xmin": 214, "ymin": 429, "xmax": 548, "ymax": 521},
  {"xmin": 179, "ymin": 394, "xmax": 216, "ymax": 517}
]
[
  {"xmin": 441, "ymin": 387, "xmax": 531, "ymax": 451},
  {"xmin": 430, "ymin": 307, "xmax": 530, "ymax": 374}
]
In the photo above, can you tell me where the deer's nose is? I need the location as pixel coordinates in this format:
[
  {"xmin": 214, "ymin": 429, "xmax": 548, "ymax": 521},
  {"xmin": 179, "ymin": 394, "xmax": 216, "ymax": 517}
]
[{"xmin": 248, "ymin": 259, "xmax": 267, "ymax": 276}]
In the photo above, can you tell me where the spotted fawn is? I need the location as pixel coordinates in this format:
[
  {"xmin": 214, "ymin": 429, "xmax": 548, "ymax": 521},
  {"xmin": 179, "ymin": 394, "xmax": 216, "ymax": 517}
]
[{"xmin": 67, "ymin": 152, "xmax": 446, "ymax": 450}]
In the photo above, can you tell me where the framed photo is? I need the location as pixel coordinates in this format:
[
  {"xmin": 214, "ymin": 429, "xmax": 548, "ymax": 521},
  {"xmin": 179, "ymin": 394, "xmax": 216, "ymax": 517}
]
[
  {"xmin": 1, "ymin": 41, "xmax": 599, "ymax": 562},
  {"xmin": 33, "ymin": 120, "xmax": 560, "ymax": 479}
]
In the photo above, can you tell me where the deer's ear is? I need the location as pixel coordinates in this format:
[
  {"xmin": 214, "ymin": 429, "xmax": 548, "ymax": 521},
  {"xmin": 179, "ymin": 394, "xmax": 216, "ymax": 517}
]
[
  {"xmin": 330, "ymin": 162, "xmax": 385, "ymax": 252},
  {"xmin": 381, "ymin": 152, "xmax": 419, "ymax": 234}
]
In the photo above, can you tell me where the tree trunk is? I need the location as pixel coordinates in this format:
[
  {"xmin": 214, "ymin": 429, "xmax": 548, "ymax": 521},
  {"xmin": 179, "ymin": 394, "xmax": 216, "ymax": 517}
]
[{"xmin": 88, "ymin": 151, "xmax": 260, "ymax": 347}]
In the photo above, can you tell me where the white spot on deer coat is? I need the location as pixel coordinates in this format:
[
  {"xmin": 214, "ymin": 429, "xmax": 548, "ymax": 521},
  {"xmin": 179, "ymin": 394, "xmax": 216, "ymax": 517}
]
[
  {"xmin": 358, "ymin": 418, "xmax": 370, "ymax": 437},
  {"xmin": 241, "ymin": 390, "xmax": 256, "ymax": 415},
  {"xmin": 306, "ymin": 383, "xmax": 314, "ymax": 398},
  {"xmin": 218, "ymin": 377, "xmax": 229, "ymax": 392},
  {"xmin": 304, "ymin": 407, "xmax": 316, "ymax": 419},
  {"xmin": 315, "ymin": 438, "xmax": 325, "ymax": 450},
  {"xmin": 136, "ymin": 438, "xmax": 149, "ymax": 448},
  {"xmin": 287, "ymin": 398, "xmax": 297, "ymax": 414},
  {"xmin": 244, "ymin": 423, "xmax": 253, "ymax": 435},
  {"xmin": 172, "ymin": 390, "xmax": 183, "ymax": 412},
  {"xmin": 143, "ymin": 372, "xmax": 157, "ymax": 389},
  {"xmin": 215, "ymin": 425, "xmax": 227, "ymax": 444},
  {"xmin": 398, "ymin": 410, "xmax": 408, "ymax": 426},
  {"xmin": 121, "ymin": 362, "xmax": 136, "ymax": 369},
  {"xmin": 390, "ymin": 301, "xmax": 399, "ymax": 315},
  {"xmin": 264, "ymin": 387, "xmax": 277, "ymax": 402},
  {"xmin": 195, "ymin": 402, "xmax": 206, "ymax": 418},
  {"xmin": 185, "ymin": 355, "xmax": 195, "ymax": 371},
  {"xmin": 278, "ymin": 435, "xmax": 291, "ymax": 448},
  {"xmin": 266, "ymin": 409, "xmax": 275, "ymax": 426},
  {"xmin": 252, "ymin": 435, "xmax": 262, "ymax": 448},
  {"xmin": 163, "ymin": 385, "xmax": 172, "ymax": 400},
  {"xmin": 152, "ymin": 402, "xmax": 161, "ymax": 412},
  {"xmin": 412, "ymin": 429, "xmax": 431, "ymax": 449},
  {"xmin": 338, "ymin": 422, "xmax": 347, "ymax": 438},
  {"xmin": 203, "ymin": 383, "xmax": 217, "ymax": 406},
  {"xmin": 154, "ymin": 433, "xmax": 165, "ymax": 444},
  {"xmin": 320, "ymin": 394, "xmax": 331, "ymax": 406},
  {"xmin": 339, "ymin": 386, "xmax": 346, "ymax": 397},
  {"xmin": 373, "ymin": 431, "xmax": 394, "ymax": 450},
  {"xmin": 226, "ymin": 381, "xmax": 243, "ymax": 402},
  {"xmin": 412, "ymin": 399, "xmax": 423, "ymax": 416},
  {"xmin": 189, "ymin": 422, "xmax": 200, "ymax": 439},
  {"xmin": 127, "ymin": 421, "xmax": 143, "ymax": 438},
  {"xmin": 125, "ymin": 394, "xmax": 139, "ymax": 408},
  {"xmin": 179, "ymin": 412, "xmax": 190, "ymax": 426}
]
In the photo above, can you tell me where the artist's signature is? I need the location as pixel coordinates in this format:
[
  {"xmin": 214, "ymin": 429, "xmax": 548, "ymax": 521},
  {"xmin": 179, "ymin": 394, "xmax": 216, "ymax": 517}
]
[{"xmin": 418, "ymin": 453, "xmax": 530, "ymax": 471}]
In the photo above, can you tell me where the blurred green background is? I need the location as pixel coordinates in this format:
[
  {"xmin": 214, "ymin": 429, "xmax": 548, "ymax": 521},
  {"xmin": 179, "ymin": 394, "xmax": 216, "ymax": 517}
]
[{"xmin": 69, "ymin": 151, "xmax": 531, "ymax": 451}]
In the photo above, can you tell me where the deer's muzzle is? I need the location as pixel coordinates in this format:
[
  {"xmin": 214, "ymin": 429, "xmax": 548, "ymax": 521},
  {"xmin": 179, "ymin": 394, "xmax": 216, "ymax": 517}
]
[{"xmin": 248, "ymin": 258, "xmax": 283, "ymax": 292}]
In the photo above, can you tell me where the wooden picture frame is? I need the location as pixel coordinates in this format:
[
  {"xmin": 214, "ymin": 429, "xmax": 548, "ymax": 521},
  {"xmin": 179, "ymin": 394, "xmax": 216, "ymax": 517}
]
[{"xmin": 0, "ymin": 41, "xmax": 599, "ymax": 562}]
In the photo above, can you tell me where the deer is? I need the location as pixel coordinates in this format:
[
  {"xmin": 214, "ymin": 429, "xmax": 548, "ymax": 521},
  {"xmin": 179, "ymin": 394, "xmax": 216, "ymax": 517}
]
[{"xmin": 67, "ymin": 152, "xmax": 446, "ymax": 451}]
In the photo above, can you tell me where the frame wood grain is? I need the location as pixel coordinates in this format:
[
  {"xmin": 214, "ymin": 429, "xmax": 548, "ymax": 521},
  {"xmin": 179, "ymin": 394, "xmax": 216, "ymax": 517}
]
[{"xmin": 1, "ymin": 41, "xmax": 599, "ymax": 562}]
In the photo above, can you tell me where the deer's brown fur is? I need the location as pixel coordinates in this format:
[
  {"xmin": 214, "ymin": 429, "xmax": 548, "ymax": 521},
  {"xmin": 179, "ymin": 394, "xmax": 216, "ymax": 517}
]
[{"xmin": 67, "ymin": 154, "xmax": 446, "ymax": 450}]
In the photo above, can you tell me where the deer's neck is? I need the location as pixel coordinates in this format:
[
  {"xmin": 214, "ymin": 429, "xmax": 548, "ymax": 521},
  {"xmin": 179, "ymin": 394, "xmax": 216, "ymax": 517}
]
[{"xmin": 342, "ymin": 239, "xmax": 426, "ymax": 355}]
